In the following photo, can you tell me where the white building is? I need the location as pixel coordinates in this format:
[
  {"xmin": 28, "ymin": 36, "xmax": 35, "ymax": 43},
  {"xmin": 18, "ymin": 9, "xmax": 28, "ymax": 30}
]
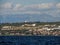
[
  {"xmin": 32, "ymin": 24, "xmax": 36, "ymax": 26},
  {"xmin": 1, "ymin": 26, "xmax": 12, "ymax": 30}
]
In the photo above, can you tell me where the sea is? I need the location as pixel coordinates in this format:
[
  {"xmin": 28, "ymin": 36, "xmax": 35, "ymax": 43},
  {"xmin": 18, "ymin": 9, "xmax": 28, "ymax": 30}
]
[{"xmin": 0, "ymin": 36, "xmax": 60, "ymax": 45}]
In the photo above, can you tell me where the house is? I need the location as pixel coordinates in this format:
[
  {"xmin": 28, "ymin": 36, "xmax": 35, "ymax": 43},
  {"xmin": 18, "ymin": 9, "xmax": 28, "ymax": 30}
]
[
  {"xmin": 1, "ymin": 26, "xmax": 12, "ymax": 30},
  {"xmin": 32, "ymin": 24, "xmax": 36, "ymax": 26},
  {"xmin": 22, "ymin": 24, "xmax": 36, "ymax": 27}
]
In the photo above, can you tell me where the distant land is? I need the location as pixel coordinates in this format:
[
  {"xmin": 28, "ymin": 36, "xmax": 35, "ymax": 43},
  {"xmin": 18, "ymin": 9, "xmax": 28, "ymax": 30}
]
[{"xmin": 0, "ymin": 14, "xmax": 60, "ymax": 23}]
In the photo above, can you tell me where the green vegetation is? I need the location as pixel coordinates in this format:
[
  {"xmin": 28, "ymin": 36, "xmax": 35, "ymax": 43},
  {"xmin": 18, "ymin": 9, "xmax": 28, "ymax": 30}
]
[{"xmin": 0, "ymin": 22, "xmax": 60, "ymax": 26}]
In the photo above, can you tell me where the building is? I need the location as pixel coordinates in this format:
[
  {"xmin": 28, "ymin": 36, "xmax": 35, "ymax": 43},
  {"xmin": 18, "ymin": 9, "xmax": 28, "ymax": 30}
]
[{"xmin": 1, "ymin": 26, "xmax": 12, "ymax": 30}]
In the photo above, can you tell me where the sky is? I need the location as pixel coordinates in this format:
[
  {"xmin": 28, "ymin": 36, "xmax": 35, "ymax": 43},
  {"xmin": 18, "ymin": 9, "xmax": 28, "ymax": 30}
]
[{"xmin": 0, "ymin": 0, "xmax": 60, "ymax": 23}]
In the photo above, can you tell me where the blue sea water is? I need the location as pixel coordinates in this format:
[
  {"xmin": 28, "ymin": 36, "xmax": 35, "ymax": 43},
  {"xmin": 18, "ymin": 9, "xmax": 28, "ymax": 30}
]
[{"xmin": 0, "ymin": 36, "xmax": 60, "ymax": 45}]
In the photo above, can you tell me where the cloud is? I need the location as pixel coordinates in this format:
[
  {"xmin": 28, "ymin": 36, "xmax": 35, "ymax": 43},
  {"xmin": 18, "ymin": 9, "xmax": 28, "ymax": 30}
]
[
  {"xmin": 13, "ymin": 3, "xmax": 54, "ymax": 12},
  {"xmin": 56, "ymin": 3, "xmax": 60, "ymax": 8},
  {"xmin": 0, "ymin": 2, "xmax": 60, "ymax": 16},
  {"xmin": 24, "ymin": 3, "xmax": 54, "ymax": 9},
  {"xmin": 22, "ymin": 11, "xmax": 41, "ymax": 14},
  {"xmin": 0, "ymin": 2, "xmax": 12, "ymax": 9},
  {"xmin": 0, "ymin": 3, "xmax": 55, "ymax": 11},
  {"xmin": 13, "ymin": 4, "xmax": 23, "ymax": 11}
]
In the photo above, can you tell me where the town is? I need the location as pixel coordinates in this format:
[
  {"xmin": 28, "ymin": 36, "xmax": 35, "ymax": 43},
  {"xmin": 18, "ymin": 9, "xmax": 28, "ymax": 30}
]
[{"xmin": 0, "ymin": 22, "xmax": 60, "ymax": 36}]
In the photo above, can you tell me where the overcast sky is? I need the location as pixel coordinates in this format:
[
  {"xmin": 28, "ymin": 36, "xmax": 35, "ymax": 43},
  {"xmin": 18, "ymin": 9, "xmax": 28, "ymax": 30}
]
[
  {"xmin": 0, "ymin": 0, "xmax": 60, "ymax": 15},
  {"xmin": 0, "ymin": 0, "xmax": 60, "ymax": 22}
]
